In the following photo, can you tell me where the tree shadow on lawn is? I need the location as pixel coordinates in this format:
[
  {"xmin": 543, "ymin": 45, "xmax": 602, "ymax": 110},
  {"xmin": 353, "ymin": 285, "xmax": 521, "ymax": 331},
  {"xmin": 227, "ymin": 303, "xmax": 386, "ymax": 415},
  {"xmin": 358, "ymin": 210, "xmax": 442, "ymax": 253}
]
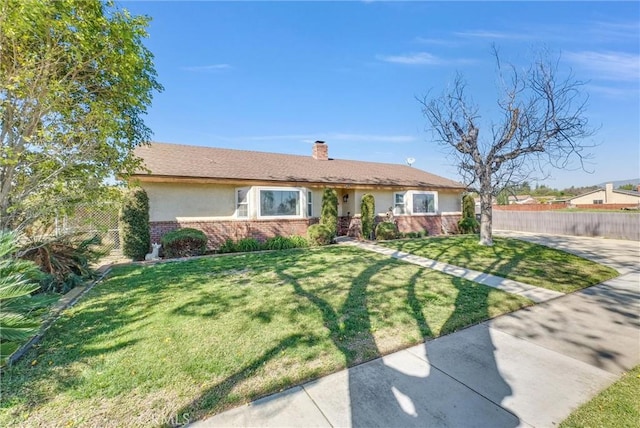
[
  {"xmin": 389, "ymin": 235, "xmax": 612, "ymax": 291},
  {"xmin": 0, "ymin": 264, "xmax": 207, "ymax": 414},
  {"xmin": 170, "ymin": 252, "xmax": 520, "ymax": 427}
]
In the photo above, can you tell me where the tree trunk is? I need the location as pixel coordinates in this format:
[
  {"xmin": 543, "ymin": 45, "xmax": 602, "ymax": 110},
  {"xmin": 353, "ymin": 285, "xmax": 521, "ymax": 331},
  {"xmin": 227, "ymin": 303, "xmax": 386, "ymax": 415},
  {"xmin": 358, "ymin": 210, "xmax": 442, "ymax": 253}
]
[{"xmin": 479, "ymin": 192, "xmax": 493, "ymax": 246}]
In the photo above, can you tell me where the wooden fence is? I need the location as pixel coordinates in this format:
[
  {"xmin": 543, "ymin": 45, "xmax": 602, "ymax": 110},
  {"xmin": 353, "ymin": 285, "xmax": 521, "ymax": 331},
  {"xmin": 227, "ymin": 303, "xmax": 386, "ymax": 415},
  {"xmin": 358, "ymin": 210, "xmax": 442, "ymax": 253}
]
[{"xmin": 493, "ymin": 211, "xmax": 640, "ymax": 241}]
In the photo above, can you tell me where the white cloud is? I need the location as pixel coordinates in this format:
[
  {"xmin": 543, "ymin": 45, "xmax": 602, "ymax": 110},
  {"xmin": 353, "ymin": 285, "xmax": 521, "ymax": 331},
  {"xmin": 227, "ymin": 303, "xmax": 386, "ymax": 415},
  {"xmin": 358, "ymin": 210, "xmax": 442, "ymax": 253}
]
[
  {"xmin": 376, "ymin": 52, "xmax": 471, "ymax": 66},
  {"xmin": 566, "ymin": 51, "xmax": 640, "ymax": 82},
  {"xmin": 453, "ymin": 30, "xmax": 528, "ymax": 40},
  {"xmin": 181, "ymin": 64, "xmax": 232, "ymax": 72},
  {"xmin": 589, "ymin": 21, "xmax": 640, "ymax": 41},
  {"xmin": 586, "ymin": 84, "xmax": 639, "ymax": 99}
]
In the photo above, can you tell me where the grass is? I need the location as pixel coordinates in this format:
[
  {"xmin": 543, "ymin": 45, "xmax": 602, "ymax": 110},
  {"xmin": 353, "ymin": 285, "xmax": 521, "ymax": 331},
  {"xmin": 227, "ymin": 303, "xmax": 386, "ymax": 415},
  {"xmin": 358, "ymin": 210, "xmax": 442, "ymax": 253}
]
[
  {"xmin": 561, "ymin": 365, "xmax": 640, "ymax": 427},
  {"xmin": 0, "ymin": 246, "xmax": 531, "ymax": 427},
  {"xmin": 379, "ymin": 235, "xmax": 618, "ymax": 292}
]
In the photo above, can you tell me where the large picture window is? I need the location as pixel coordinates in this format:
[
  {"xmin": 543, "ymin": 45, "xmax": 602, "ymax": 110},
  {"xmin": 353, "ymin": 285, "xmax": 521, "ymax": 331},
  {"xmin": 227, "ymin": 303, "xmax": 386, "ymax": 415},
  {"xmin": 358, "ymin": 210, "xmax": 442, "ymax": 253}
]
[
  {"xmin": 260, "ymin": 190, "xmax": 300, "ymax": 217},
  {"xmin": 412, "ymin": 193, "xmax": 435, "ymax": 214}
]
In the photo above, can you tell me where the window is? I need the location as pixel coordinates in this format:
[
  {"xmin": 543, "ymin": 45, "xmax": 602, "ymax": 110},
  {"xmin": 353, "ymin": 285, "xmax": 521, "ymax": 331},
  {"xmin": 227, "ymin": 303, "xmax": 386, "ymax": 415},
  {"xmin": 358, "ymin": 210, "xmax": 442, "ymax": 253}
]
[
  {"xmin": 307, "ymin": 191, "xmax": 313, "ymax": 217},
  {"xmin": 412, "ymin": 193, "xmax": 436, "ymax": 214},
  {"xmin": 394, "ymin": 193, "xmax": 406, "ymax": 214},
  {"xmin": 260, "ymin": 189, "xmax": 300, "ymax": 217},
  {"xmin": 236, "ymin": 188, "xmax": 249, "ymax": 218},
  {"xmin": 593, "ymin": 199, "xmax": 603, "ymax": 205}
]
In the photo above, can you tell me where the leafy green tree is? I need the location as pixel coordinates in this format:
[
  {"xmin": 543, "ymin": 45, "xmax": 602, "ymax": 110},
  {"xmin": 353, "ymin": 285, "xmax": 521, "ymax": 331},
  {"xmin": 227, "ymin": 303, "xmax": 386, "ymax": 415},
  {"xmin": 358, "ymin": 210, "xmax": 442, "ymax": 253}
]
[
  {"xmin": 320, "ymin": 188, "xmax": 338, "ymax": 237},
  {"xmin": 119, "ymin": 188, "xmax": 150, "ymax": 260},
  {"xmin": 0, "ymin": 0, "xmax": 162, "ymax": 232},
  {"xmin": 0, "ymin": 232, "xmax": 42, "ymax": 365},
  {"xmin": 618, "ymin": 184, "xmax": 636, "ymax": 191},
  {"xmin": 361, "ymin": 194, "xmax": 375, "ymax": 239}
]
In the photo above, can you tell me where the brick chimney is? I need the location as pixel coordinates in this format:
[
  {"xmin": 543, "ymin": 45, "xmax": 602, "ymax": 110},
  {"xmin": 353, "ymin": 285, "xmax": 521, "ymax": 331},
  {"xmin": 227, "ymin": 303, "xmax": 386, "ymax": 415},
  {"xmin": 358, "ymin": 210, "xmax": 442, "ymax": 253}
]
[{"xmin": 312, "ymin": 141, "xmax": 328, "ymax": 161}]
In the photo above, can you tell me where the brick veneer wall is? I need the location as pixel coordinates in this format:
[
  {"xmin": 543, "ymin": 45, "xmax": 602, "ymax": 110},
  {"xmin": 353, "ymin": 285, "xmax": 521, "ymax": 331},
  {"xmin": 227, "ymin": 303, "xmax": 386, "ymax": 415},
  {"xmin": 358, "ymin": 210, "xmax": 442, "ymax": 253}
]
[
  {"xmin": 395, "ymin": 214, "xmax": 461, "ymax": 235},
  {"xmin": 150, "ymin": 218, "xmax": 319, "ymax": 249},
  {"xmin": 152, "ymin": 214, "xmax": 462, "ymax": 249},
  {"xmin": 337, "ymin": 214, "xmax": 462, "ymax": 238}
]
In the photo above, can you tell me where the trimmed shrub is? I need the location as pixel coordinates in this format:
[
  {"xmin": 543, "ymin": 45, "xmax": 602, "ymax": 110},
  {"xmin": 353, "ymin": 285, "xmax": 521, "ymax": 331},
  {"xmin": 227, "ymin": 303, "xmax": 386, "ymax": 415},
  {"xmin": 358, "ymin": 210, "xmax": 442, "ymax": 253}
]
[
  {"xmin": 236, "ymin": 238, "xmax": 262, "ymax": 253},
  {"xmin": 264, "ymin": 235, "xmax": 308, "ymax": 250},
  {"xmin": 320, "ymin": 188, "xmax": 338, "ymax": 236},
  {"xmin": 161, "ymin": 228, "xmax": 207, "ymax": 258},
  {"xmin": 307, "ymin": 224, "xmax": 334, "ymax": 246},
  {"xmin": 458, "ymin": 194, "xmax": 479, "ymax": 234},
  {"xmin": 119, "ymin": 188, "xmax": 150, "ymax": 260},
  {"xmin": 218, "ymin": 239, "xmax": 237, "ymax": 254},
  {"xmin": 361, "ymin": 194, "xmax": 375, "ymax": 240},
  {"xmin": 375, "ymin": 222, "xmax": 398, "ymax": 240}
]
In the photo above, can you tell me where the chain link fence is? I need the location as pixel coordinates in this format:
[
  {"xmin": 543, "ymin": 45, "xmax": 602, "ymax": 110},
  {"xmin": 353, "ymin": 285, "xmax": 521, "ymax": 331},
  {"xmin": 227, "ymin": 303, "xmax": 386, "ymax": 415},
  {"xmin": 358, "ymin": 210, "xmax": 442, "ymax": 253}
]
[{"xmin": 54, "ymin": 203, "xmax": 121, "ymax": 253}]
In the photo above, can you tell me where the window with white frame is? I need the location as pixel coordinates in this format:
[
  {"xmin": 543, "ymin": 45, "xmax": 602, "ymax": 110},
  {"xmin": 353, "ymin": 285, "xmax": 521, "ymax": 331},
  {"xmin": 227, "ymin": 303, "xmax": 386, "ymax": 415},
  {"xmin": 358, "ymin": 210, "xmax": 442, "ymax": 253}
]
[
  {"xmin": 394, "ymin": 192, "xmax": 406, "ymax": 214},
  {"xmin": 236, "ymin": 188, "xmax": 249, "ymax": 218},
  {"xmin": 260, "ymin": 189, "xmax": 301, "ymax": 217},
  {"xmin": 412, "ymin": 192, "xmax": 436, "ymax": 214},
  {"xmin": 593, "ymin": 199, "xmax": 603, "ymax": 205},
  {"xmin": 307, "ymin": 191, "xmax": 313, "ymax": 217}
]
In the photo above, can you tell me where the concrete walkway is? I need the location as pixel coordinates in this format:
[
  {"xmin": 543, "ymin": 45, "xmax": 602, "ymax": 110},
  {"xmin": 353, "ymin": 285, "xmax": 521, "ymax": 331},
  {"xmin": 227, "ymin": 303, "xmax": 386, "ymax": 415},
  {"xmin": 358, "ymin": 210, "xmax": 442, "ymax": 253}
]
[
  {"xmin": 190, "ymin": 233, "xmax": 639, "ymax": 428},
  {"xmin": 338, "ymin": 239, "xmax": 563, "ymax": 303}
]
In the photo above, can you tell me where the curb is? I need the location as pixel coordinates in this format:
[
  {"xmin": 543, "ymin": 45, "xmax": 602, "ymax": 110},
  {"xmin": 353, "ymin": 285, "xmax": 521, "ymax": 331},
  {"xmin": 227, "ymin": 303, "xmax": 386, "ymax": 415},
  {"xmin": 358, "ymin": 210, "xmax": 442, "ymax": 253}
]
[{"xmin": 5, "ymin": 267, "xmax": 112, "ymax": 367}]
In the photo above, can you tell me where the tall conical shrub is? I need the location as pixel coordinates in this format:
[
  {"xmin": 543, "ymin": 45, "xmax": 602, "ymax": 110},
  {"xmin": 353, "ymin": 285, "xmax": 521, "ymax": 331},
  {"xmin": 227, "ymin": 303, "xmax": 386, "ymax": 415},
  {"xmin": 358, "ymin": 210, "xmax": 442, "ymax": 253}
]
[
  {"xmin": 320, "ymin": 188, "xmax": 338, "ymax": 238},
  {"xmin": 458, "ymin": 194, "xmax": 479, "ymax": 234},
  {"xmin": 361, "ymin": 194, "xmax": 375, "ymax": 240},
  {"xmin": 119, "ymin": 188, "xmax": 150, "ymax": 260}
]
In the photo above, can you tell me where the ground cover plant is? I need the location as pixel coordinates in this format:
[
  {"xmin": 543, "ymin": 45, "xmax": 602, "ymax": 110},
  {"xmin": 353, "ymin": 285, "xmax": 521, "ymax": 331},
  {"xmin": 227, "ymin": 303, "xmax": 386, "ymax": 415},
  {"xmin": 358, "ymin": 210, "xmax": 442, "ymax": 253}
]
[
  {"xmin": 379, "ymin": 235, "xmax": 618, "ymax": 292},
  {"xmin": 0, "ymin": 246, "xmax": 531, "ymax": 426},
  {"xmin": 560, "ymin": 365, "xmax": 640, "ymax": 427}
]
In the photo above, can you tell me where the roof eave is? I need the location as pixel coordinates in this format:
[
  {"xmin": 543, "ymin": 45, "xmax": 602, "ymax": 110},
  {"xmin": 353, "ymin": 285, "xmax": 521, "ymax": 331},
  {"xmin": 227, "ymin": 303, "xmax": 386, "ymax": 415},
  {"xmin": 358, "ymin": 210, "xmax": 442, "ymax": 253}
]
[{"xmin": 129, "ymin": 174, "xmax": 467, "ymax": 191}]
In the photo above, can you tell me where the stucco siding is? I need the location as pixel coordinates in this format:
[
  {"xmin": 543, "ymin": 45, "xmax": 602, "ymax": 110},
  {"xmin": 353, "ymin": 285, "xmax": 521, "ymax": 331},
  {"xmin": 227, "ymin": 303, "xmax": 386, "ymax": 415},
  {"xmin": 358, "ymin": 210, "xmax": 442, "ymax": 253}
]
[
  {"xmin": 354, "ymin": 190, "xmax": 394, "ymax": 215},
  {"xmin": 570, "ymin": 189, "xmax": 640, "ymax": 205},
  {"xmin": 570, "ymin": 190, "xmax": 606, "ymax": 205},
  {"xmin": 439, "ymin": 191, "xmax": 462, "ymax": 213},
  {"xmin": 143, "ymin": 182, "xmax": 235, "ymax": 222}
]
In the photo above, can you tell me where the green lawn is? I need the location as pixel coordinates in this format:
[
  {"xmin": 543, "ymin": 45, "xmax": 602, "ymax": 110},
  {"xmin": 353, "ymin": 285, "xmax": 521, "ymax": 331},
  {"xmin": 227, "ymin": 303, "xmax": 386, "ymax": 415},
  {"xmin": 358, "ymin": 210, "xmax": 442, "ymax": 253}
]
[
  {"xmin": 0, "ymin": 246, "xmax": 531, "ymax": 427},
  {"xmin": 561, "ymin": 365, "xmax": 640, "ymax": 427},
  {"xmin": 379, "ymin": 235, "xmax": 618, "ymax": 292}
]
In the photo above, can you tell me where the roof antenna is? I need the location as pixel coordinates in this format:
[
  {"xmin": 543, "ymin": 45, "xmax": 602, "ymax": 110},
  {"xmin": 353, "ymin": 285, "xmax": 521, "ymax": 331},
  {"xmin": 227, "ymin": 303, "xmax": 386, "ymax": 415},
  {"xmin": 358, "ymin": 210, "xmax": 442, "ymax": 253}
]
[{"xmin": 406, "ymin": 157, "xmax": 415, "ymax": 167}]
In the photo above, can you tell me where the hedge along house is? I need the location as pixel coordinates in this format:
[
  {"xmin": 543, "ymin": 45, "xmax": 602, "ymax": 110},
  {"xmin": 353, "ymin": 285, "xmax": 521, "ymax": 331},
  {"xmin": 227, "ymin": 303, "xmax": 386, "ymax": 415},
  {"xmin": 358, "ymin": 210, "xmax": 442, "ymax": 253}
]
[{"xmin": 131, "ymin": 141, "xmax": 466, "ymax": 248}]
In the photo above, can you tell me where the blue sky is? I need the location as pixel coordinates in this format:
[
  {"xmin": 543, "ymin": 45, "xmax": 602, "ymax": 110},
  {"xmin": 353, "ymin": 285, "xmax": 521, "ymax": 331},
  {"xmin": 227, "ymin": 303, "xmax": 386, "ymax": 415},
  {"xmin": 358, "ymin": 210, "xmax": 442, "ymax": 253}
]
[{"xmin": 124, "ymin": 1, "xmax": 639, "ymax": 189}]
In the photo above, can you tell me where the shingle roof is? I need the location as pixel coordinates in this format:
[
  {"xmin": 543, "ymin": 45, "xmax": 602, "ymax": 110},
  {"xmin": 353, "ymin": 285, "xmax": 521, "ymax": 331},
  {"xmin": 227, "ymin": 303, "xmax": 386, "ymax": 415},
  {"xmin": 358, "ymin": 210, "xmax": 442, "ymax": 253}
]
[{"xmin": 133, "ymin": 142, "xmax": 465, "ymax": 189}]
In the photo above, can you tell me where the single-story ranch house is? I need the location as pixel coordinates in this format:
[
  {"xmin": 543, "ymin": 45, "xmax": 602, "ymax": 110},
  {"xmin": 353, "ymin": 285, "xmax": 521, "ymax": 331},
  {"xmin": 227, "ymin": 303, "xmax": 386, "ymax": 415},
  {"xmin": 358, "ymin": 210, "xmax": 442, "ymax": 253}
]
[
  {"xmin": 131, "ymin": 141, "xmax": 466, "ymax": 248},
  {"xmin": 568, "ymin": 183, "xmax": 640, "ymax": 207}
]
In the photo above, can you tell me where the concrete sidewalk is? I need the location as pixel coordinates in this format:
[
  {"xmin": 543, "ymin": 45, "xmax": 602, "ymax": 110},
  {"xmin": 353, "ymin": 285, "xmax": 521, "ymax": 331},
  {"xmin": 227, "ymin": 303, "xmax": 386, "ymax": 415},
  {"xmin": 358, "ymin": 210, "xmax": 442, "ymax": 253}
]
[{"xmin": 190, "ymin": 234, "xmax": 639, "ymax": 428}]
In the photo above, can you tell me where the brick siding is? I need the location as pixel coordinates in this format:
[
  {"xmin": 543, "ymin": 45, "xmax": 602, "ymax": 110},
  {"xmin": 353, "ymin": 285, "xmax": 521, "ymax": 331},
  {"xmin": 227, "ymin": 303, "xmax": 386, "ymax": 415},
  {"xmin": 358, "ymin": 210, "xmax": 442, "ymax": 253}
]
[
  {"xmin": 152, "ymin": 214, "xmax": 462, "ymax": 249},
  {"xmin": 150, "ymin": 218, "xmax": 319, "ymax": 249}
]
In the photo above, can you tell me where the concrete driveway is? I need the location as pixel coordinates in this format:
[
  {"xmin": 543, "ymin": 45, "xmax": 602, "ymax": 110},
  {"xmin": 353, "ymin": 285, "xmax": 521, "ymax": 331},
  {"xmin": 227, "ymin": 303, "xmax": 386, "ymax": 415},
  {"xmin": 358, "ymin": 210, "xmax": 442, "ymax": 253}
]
[{"xmin": 191, "ymin": 233, "xmax": 640, "ymax": 428}]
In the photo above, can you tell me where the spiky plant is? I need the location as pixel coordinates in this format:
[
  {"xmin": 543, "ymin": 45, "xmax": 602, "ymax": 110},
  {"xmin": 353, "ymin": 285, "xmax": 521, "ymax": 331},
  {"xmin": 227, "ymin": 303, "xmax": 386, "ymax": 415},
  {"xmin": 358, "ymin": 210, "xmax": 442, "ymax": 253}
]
[{"xmin": 0, "ymin": 232, "xmax": 43, "ymax": 365}]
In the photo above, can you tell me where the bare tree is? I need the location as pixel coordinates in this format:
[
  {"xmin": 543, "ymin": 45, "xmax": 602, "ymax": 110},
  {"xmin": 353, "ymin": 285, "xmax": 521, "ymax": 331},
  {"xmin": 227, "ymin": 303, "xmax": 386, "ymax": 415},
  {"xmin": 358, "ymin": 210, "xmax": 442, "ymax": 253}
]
[{"xmin": 419, "ymin": 48, "xmax": 594, "ymax": 245}]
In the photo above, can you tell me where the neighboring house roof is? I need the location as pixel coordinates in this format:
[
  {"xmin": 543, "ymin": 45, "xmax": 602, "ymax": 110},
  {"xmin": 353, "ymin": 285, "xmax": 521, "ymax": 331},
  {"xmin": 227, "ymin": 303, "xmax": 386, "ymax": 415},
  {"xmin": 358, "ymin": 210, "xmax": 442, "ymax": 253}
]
[
  {"xmin": 508, "ymin": 195, "xmax": 536, "ymax": 204},
  {"xmin": 614, "ymin": 189, "xmax": 640, "ymax": 197},
  {"xmin": 132, "ymin": 142, "xmax": 466, "ymax": 189},
  {"xmin": 568, "ymin": 187, "xmax": 640, "ymax": 201}
]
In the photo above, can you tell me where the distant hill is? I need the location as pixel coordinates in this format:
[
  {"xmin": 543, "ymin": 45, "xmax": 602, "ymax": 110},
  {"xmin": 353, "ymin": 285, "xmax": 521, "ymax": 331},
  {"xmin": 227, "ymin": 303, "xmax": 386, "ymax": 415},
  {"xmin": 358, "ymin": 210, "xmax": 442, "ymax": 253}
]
[{"xmin": 596, "ymin": 178, "xmax": 640, "ymax": 189}]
